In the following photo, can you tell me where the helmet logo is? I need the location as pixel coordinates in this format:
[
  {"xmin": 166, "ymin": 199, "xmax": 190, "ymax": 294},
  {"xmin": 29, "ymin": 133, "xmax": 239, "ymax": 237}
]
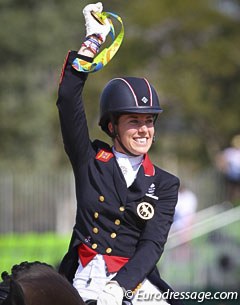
[{"xmin": 141, "ymin": 96, "xmax": 149, "ymax": 104}]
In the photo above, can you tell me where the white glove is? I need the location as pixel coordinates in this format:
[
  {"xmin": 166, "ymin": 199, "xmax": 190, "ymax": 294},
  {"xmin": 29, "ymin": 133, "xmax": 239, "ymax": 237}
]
[
  {"xmin": 97, "ymin": 281, "xmax": 124, "ymax": 305},
  {"xmin": 83, "ymin": 2, "xmax": 111, "ymax": 43}
]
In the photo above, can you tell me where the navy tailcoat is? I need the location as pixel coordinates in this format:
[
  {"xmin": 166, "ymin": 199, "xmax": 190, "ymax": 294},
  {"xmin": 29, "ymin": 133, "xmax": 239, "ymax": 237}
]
[{"xmin": 57, "ymin": 51, "xmax": 183, "ymax": 305}]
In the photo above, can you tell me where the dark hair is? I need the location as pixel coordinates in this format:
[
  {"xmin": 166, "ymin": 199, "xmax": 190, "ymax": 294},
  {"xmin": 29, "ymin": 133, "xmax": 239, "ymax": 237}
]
[{"xmin": 0, "ymin": 261, "xmax": 84, "ymax": 305}]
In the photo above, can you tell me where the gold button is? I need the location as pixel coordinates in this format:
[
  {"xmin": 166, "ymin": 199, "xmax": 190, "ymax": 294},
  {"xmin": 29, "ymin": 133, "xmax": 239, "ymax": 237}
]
[
  {"xmin": 111, "ymin": 233, "xmax": 117, "ymax": 239},
  {"xmin": 106, "ymin": 247, "xmax": 112, "ymax": 254},
  {"xmin": 99, "ymin": 196, "xmax": 105, "ymax": 202},
  {"xmin": 115, "ymin": 219, "xmax": 121, "ymax": 225},
  {"xmin": 119, "ymin": 206, "xmax": 125, "ymax": 212},
  {"xmin": 93, "ymin": 227, "xmax": 99, "ymax": 234},
  {"xmin": 92, "ymin": 243, "xmax": 98, "ymax": 249},
  {"xmin": 94, "ymin": 212, "xmax": 99, "ymax": 219}
]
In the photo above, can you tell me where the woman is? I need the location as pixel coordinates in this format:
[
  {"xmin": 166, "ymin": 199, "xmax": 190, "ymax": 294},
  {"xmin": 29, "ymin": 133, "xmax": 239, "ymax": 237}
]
[{"xmin": 57, "ymin": 3, "xmax": 182, "ymax": 305}]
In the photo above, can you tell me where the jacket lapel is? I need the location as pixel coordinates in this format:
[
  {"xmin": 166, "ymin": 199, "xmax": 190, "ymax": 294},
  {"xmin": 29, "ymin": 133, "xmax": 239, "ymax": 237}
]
[
  {"xmin": 95, "ymin": 149, "xmax": 156, "ymax": 205},
  {"xmin": 127, "ymin": 154, "xmax": 156, "ymax": 203},
  {"xmin": 127, "ymin": 166, "xmax": 155, "ymax": 202},
  {"xmin": 95, "ymin": 148, "xmax": 128, "ymax": 204}
]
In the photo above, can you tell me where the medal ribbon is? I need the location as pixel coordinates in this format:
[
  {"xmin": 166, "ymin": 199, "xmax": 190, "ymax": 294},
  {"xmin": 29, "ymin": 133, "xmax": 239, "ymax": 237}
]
[{"xmin": 72, "ymin": 12, "xmax": 124, "ymax": 73}]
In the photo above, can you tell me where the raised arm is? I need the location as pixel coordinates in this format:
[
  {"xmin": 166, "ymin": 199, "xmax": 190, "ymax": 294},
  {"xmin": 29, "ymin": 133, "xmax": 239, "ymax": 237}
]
[{"xmin": 56, "ymin": 2, "xmax": 111, "ymax": 167}]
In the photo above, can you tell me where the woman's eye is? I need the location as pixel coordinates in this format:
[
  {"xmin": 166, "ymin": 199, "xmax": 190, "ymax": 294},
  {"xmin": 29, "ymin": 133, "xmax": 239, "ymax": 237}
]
[
  {"xmin": 146, "ymin": 119, "xmax": 154, "ymax": 125},
  {"xmin": 128, "ymin": 117, "xmax": 154, "ymax": 125},
  {"xmin": 129, "ymin": 120, "xmax": 138, "ymax": 124}
]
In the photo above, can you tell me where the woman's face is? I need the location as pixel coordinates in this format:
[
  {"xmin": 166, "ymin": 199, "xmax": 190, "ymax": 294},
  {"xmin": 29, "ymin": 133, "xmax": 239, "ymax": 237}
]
[{"xmin": 109, "ymin": 113, "xmax": 155, "ymax": 155}]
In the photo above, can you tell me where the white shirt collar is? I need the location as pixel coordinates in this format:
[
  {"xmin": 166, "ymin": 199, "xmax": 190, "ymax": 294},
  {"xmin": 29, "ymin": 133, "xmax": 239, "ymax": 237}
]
[{"xmin": 112, "ymin": 147, "xmax": 143, "ymax": 187}]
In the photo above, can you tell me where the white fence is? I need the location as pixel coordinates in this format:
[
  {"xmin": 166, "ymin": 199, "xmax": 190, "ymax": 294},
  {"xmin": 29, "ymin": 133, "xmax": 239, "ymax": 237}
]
[
  {"xmin": 0, "ymin": 171, "xmax": 76, "ymax": 234},
  {"xmin": 0, "ymin": 168, "xmax": 226, "ymax": 234}
]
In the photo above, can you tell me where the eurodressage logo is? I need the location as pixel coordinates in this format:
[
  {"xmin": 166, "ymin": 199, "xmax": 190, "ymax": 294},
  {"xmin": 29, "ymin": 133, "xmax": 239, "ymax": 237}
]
[{"xmin": 137, "ymin": 202, "xmax": 154, "ymax": 220}]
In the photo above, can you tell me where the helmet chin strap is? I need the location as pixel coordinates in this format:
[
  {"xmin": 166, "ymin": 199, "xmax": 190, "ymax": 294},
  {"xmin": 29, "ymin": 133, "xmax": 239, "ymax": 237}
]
[
  {"xmin": 115, "ymin": 135, "xmax": 141, "ymax": 157},
  {"xmin": 111, "ymin": 121, "xmax": 141, "ymax": 157},
  {"xmin": 110, "ymin": 117, "xmax": 155, "ymax": 157}
]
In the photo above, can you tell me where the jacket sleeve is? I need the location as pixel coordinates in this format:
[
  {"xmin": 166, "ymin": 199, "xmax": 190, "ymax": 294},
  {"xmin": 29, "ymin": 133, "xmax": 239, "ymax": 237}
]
[
  {"xmin": 112, "ymin": 175, "xmax": 180, "ymax": 291},
  {"xmin": 56, "ymin": 51, "xmax": 93, "ymax": 167}
]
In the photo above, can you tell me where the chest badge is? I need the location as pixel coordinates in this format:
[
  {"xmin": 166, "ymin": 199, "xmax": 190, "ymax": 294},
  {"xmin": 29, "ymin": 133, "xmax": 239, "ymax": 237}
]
[{"xmin": 137, "ymin": 202, "xmax": 155, "ymax": 220}]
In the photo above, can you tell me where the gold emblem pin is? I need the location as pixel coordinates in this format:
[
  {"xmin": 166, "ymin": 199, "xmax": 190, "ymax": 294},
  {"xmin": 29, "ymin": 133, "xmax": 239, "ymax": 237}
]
[{"xmin": 137, "ymin": 202, "xmax": 154, "ymax": 220}]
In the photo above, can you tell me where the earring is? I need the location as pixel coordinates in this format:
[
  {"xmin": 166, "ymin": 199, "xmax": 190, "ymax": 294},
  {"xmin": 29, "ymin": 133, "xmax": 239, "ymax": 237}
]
[{"xmin": 152, "ymin": 135, "xmax": 156, "ymax": 144}]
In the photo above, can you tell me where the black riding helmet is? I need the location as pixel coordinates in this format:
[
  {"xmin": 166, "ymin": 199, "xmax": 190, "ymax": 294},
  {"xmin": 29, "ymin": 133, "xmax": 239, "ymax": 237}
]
[{"xmin": 99, "ymin": 77, "xmax": 163, "ymax": 137}]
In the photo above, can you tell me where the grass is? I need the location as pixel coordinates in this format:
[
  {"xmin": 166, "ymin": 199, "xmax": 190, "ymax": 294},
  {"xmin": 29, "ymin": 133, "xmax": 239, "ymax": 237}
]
[{"xmin": 0, "ymin": 232, "xmax": 70, "ymax": 274}]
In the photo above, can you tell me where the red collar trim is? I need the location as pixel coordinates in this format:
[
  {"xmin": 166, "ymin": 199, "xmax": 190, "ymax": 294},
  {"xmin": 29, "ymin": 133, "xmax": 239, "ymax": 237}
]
[
  {"xmin": 95, "ymin": 149, "xmax": 154, "ymax": 176},
  {"xmin": 96, "ymin": 149, "xmax": 114, "ymax": 162},
  {"xmin": 142, "ymin": 154, "xmax": 155, "ymax": 176}
]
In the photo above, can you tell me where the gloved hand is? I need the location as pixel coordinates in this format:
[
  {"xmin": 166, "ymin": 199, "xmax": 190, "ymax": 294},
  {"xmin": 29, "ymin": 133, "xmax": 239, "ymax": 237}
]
[
  {"xmin": 83, "ymin": 2, "xmax": 111, "ymax": 43},
  {"xmin": 97, "ymin": 281, "xmax": 124, "ymax": 305}
]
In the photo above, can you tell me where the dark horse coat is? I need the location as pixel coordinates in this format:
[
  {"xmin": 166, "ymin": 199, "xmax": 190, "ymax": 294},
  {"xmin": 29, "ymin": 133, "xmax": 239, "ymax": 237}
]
[
  {"xmin": 0, "ymin": 261, "xmax": 84, "ymax": 305},
  {"xmin": 57, "ymin": 51, "xmax": 183, "ymax": 305}
]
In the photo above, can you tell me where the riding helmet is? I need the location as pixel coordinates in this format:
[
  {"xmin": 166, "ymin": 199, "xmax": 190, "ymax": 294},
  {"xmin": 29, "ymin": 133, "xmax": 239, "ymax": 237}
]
[{"xmin": 99, "ymin": 77, "xmax": 163, "ymax": 136}]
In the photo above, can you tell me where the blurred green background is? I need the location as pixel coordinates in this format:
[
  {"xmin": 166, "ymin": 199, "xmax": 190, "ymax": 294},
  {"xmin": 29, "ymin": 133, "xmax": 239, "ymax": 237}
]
[
  {"xmin": 0, "ymin": 0, "xmax": 240, "ymax": 171},
  {"xmin": 0, "ymin": 233, "xmax": 69, "ymax": 272},
  {"xmin": 1, "ymin": 0, "xmax": 240, "ymax": 304}
]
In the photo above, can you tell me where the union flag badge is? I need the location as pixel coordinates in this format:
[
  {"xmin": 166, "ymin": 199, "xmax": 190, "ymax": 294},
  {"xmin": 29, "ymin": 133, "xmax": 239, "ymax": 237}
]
[{"xmin": 96, "ymin": 149, "xmax": 114, "ymax": 162}]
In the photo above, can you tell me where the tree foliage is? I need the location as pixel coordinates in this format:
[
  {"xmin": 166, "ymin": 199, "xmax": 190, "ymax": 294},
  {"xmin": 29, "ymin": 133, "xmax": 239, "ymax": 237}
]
[{"xmin": 0, "ymin": 0, "xmax": 240, "ymax": 170}]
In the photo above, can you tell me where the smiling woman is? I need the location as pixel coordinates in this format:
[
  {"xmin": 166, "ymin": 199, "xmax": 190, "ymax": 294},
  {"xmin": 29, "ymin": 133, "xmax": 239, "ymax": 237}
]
[
  {"xmin": 111, "ymin": 113, "xmax": 155, "ymax": 156},
  {"xmin": 56, "ymin": 2, "xmax": 182, "ymax": 305},
  {"xmin": 99, "ymin": 76, "xmax": 162, "ymax": 157}
]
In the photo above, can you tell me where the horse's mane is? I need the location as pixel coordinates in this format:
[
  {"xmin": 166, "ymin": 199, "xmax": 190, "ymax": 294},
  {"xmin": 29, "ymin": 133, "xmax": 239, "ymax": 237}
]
[{"xmin": 0, "ymin": 261, "xmax": 85, "ymax": 305}]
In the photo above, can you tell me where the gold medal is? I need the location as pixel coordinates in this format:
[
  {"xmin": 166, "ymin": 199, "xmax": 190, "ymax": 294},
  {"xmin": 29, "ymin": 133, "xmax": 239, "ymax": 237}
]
[{"xmin": 91, "ymin": 11, "xmax": 106, "ymax": 25}]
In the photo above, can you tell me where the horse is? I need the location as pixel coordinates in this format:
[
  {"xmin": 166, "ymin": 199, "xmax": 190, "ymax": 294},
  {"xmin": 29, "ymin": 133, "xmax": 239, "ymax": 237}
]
[{"xmin": 0, "ymin": 261, "xmax": 86, "ymax": 305}]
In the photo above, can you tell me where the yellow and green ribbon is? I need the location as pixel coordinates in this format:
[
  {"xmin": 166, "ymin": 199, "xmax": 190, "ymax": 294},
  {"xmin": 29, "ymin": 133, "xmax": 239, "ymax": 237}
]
[{"xmin": 72, "ymin": 12, "xmax": 124, "ymax": 73}]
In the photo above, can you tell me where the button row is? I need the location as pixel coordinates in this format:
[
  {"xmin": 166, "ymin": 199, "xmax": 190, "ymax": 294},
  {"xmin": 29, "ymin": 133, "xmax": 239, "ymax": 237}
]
[
  {"xmin": 93, "ymin": 207, "xmax": 124, "ymax": 220},
  {"xmin": 92, "ymin": 197, "xmax": 124, "ymax": 255},
  {"xmin": 91, "ymin": 243, "xmax": 112, "ymax": 254},
  {"xmin": 98, "ymin": 195, "xmax": 125, "ymax": 212},
  {"xmin": 92, "ymin": 227, "xmax": 117, "ymax": 239}
]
